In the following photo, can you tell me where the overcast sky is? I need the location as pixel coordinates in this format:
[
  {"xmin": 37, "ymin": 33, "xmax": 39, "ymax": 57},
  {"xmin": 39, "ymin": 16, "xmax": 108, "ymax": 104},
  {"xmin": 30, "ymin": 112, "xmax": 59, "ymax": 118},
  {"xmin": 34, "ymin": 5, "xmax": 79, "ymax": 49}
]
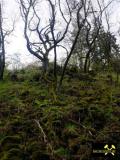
[
  {"xmin": 1, "ymin": 0, "xmax": 120, "ymax": 68},
  {"xmin": 2, "ymin": 0, "xmax": 38, "ymax": 67}
]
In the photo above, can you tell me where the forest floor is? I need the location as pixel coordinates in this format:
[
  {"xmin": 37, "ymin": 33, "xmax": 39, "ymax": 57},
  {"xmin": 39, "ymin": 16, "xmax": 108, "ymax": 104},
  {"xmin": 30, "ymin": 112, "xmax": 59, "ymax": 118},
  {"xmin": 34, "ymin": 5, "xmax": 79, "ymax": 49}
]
[{"xmin": 0, "ymin": 71, "xmax": 120, "ymax": 160}]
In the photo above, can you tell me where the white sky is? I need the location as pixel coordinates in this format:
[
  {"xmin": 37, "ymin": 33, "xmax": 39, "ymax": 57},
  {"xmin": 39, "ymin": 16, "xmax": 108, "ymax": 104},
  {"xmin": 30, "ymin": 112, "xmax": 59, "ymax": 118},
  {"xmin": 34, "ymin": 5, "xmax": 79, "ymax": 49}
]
[
  {"xmin": 1, "ymin": 0, "xmax": 120, "ymax": 68},
  {"xmin": 2, "ymin": 0, "xmax": 39, "ymax": 67}
]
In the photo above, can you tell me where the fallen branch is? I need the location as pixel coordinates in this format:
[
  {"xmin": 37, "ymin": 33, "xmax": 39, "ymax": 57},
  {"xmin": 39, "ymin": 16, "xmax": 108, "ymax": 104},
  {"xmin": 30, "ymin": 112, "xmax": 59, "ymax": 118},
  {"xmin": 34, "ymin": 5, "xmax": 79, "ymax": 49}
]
[
  {"xmin": 34, "ymin": 119, "xmax": 54, "ymax": 155},
  {"xmin": 34, "ymin": 119, "xmax": 47, "ymax": 143}
]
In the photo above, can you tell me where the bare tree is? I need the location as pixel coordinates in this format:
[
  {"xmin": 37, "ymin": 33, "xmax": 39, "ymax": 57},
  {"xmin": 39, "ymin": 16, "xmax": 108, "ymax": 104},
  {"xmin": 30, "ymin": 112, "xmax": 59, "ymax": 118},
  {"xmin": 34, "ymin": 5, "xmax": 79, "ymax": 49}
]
[
  {"xmin": 47, "ymin": 0, "xmax": 72, "ymax": 83},
  {"xmin": 18, "ymin": 0, "xmax": 73, "ymax": 83},
  {"xmin": 58, "ymin": 0, "xmax": 90, "ymax": 88},
  {"xmin": 58, "ymin": 0, "xmax": 115, "ymax": 87},
  {"xmin": 83, "ymin": 0, "xmax": 114, "ymax": 73},
  {"xmin": 0, "ymin": 0, "xmax": 15, "ymax": 80},
  {"xmin": 0, "ymin": 3, "xmax": 5, "ymax": 80},
  {"xmin": 0, "ymin": 3, "xmax": 15, "ymax": 80}
]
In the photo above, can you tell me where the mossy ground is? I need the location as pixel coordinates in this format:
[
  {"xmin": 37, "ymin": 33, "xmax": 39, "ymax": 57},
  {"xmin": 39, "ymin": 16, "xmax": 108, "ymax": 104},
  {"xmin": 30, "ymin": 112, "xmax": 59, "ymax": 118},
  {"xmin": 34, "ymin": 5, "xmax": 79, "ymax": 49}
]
[{"xmin": 0, "ymin": 72, "xmax": 120, "ymax": 160}]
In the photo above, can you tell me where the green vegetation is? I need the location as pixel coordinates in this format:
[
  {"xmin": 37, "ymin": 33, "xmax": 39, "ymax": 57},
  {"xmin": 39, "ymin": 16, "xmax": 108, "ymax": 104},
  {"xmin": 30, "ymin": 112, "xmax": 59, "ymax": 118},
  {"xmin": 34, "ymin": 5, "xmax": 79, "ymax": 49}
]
[{"xmin": 0, "ymin": 68, "xmax": 120, "ymax": 160}]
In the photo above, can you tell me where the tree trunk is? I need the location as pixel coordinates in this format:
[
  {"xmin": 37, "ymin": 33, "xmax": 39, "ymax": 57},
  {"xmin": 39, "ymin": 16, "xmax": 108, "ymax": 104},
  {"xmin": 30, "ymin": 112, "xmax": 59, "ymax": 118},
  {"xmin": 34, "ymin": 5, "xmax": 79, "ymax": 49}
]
[
  {"xmin": 58, "ymin": 29, "xmax": 81, "ymax": 89},
  {"xmin": 84, "ymin": 51, "xmax": 90, "ymax": 73},
  {"xmin": 42, "ymin": 57, "xmax": 49, "ymax": 74},
  {"xmin": 53, "ymin": 45, "xmax": 57, "ymax": 86},
  {"xmin": 0, "ymin": 51, "xmax": 5, "ymax": 80},
  {"xmin": 0, "ymin": 4, "xmax": 5, "ymax": 81}
]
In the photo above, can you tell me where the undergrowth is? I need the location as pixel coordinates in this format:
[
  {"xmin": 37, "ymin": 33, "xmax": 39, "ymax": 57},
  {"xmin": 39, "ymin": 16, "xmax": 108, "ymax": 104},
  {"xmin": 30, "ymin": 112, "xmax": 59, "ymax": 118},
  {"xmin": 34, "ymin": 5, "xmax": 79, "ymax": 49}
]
[{"xmin": 0, "ymin": 70, "xmax": 120, "ymax": 159}]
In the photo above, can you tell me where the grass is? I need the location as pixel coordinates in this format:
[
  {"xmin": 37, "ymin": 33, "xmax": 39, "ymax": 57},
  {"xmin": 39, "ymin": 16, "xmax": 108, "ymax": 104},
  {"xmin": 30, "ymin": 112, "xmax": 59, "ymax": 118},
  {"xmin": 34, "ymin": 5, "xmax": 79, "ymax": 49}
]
[{"xmin": 0, "ymin": 70, "xmax": 120, "ymax": 159}]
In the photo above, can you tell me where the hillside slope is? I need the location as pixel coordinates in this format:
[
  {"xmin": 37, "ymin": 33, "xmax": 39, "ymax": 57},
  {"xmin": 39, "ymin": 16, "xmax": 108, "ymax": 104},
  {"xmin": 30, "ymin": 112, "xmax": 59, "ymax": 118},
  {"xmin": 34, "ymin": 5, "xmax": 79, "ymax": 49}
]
[{"xmin": 0, "ymin": 73, "xmax": 120, "ymax": 160}]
